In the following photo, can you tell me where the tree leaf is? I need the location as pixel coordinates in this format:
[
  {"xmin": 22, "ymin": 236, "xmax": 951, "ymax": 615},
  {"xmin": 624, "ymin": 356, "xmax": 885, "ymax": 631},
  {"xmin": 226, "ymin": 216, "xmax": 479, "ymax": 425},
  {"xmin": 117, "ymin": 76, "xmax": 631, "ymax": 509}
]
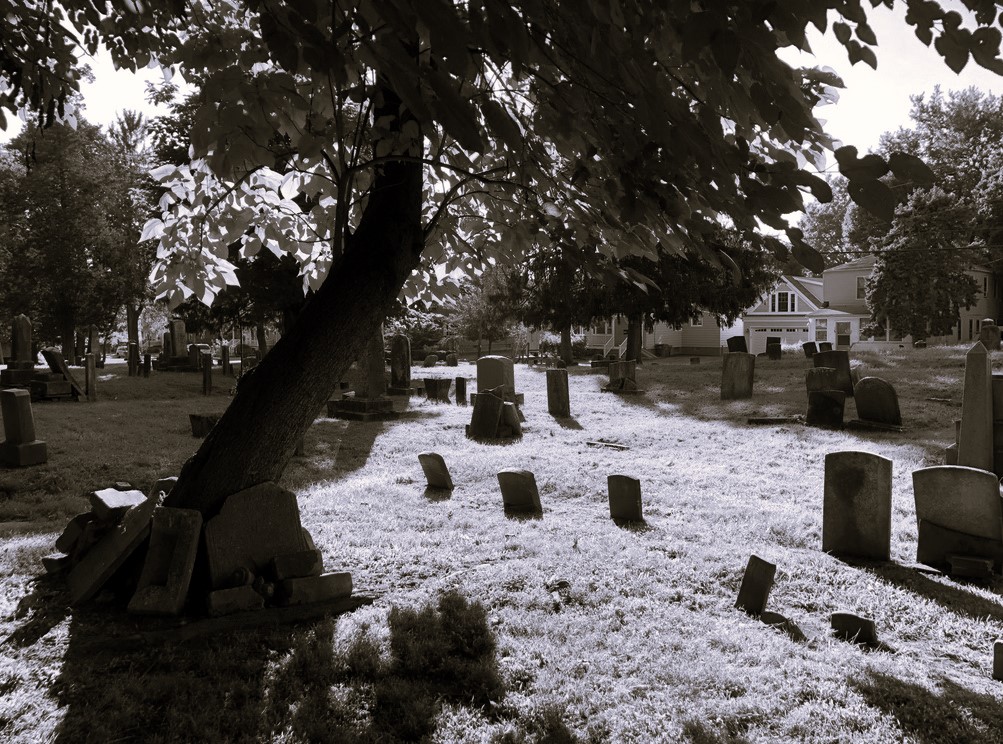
[
  {"xmin": 848, "ymin": 179, "xmax": 896, "ymax": 222},
  {"xmin": 833, "ymin": 21, "xmax": 852, "ymax": 44},
  {"xmin": 835, "ymin": 146, "xmax": 889, "ymax": 181},
  {"xmin": 887, "ymin": 151, "xmax": 936, "ymax": 186}
]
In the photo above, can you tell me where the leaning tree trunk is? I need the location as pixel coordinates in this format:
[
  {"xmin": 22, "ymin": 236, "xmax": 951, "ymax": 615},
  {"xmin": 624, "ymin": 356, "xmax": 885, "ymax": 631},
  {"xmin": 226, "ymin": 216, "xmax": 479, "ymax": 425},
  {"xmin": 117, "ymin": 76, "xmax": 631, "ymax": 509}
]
[
  {"xmin": 166, "ymin": 85, "xmax": 423, "ymax": 517},
  {"xmin": 625, "ymin": 314, "xmax": 643, "ymax": 365},
  {"xmin": 559, "ymin": 325, "xmax": 573, "ymax": 365}
]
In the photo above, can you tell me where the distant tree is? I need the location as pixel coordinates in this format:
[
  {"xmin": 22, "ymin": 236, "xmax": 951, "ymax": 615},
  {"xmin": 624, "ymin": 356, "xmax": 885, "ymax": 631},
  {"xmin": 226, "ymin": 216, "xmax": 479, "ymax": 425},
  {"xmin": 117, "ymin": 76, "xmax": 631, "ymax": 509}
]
[
  {"xmin": 799, "ymin": 175, "xmax": 852, "ymax": 268},
  {"xmin": 450, "ymin": 268, "xmax": 519, "ymax": 356}
]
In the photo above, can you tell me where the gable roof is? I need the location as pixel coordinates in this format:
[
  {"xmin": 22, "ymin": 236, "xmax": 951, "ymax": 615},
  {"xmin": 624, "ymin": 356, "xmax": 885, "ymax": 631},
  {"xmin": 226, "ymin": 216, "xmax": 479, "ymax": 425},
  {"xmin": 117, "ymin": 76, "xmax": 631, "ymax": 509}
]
[
  {"xmin": 826, "ymin": 254, "xmax": 877, "ymax": 273},
  {"xmin": 787, "ymin": 276, "xmax": 823, "ymax": 308}
]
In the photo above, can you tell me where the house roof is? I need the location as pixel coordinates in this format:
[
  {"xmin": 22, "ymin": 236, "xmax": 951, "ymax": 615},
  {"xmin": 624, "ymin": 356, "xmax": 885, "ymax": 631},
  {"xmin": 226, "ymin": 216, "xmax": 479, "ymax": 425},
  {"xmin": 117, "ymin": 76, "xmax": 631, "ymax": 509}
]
[
  {"xmin": 825, "ymin": 254, "xmax": 877, "ymax": 273},
  {"xmin": 787, "ymin": 276, "xmax": 823, "ymax": 308},
  {"xmin": 807, "ymin": 306, "xmax": 870, "ymax": 318}
]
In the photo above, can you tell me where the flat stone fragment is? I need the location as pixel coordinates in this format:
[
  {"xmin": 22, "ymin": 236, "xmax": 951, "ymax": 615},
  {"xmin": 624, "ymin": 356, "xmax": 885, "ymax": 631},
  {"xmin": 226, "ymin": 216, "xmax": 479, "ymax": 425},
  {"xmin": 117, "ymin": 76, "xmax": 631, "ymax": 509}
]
[
  {"xmin": 721, "ymin": 352, "xmax": 754, "ymax": 400},
  {"xmin": 0, "ymin": 440, "xmax": 47, "ymax": 467},
  {"xmin": 270, "ymin": 549, "xmax": 325, "ymax": 581},
  {"xmin": 203, "ymin": 482, "xmax": 309, "ymax": 590},
  {"xmin": 277, "ymin": 571, "xmax": 353, "ymax": 606},
  {"xmin": 994, "ymin": 640, "xmax": 1003, "ymax": 682},
  {"xmin": 207, "ymin": 584, "xmax": 265, "ymax": 617},
  {"xmin": 813, "ymin": 351, "xmax": 854, "ymax": 396},
  {"xmin": 913, "ymin": 466, "xmax": 1003, "ymax": 542},
  {"xmin": 946, "ymin": 554, "xmax": 994, "ymax": 579},
  {"xmin": 89, "ymin": 488, "xmax": 147, "ymax": 522},
  {"xmin": 823, "ymin": 451, "xmax": 892, "ymax": 561},
  {"xmin": 735, "ymin": 555, "xmax": 776, "ymax": 616},
  {"xmin": 497, "ymin": 469, "xmax": 542, "ymax": 514},
  {"xmin": 959, "ymin": 342, "xmax": 993, "ymax": 471},
  {"xmin": 418, "ymin": 451, "xmax": 454, "ymax": 490},
  {"xmin": 806, "ymin": 390, "xmax": 845, "ymax": 429},
  {"xmin": 56, "ymin": 512, "xmax": 96, "ymax": 553},
  {"xmin": 831, "ymin": 612, "xmax": 878, "ymax": 645},
  {"xmin": 67, "ymin": 495, "xmax": 157, "ymax": 604},
  {"xmin": 608, "ymin": 474, "xmax": 643, "ymax": 522},
  {"xmin": 128, "ymin": 506, "xmax": 203, "ymax": 616},
  {"xmin": 916, "ymin": 519, "xmax": 1003, "ymax": 571},
  {"xmin": 853, "ymin": 377, "xmax": 902, "ymax": 426}
]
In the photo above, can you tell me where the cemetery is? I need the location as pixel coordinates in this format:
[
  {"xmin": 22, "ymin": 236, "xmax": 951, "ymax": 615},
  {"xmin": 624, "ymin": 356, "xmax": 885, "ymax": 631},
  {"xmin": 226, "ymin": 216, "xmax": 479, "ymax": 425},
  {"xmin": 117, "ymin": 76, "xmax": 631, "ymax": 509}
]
[{"xmin": 3, "ymin": 342, "xmax": 1003, "ymax": 741}]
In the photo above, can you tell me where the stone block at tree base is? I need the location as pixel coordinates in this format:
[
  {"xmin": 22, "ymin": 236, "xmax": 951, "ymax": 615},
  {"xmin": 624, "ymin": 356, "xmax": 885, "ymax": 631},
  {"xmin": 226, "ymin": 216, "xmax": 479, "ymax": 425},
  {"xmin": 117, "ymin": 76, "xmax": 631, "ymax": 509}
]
[
  {"xmin": 418, "ymin": 451, "xmax": 454, "ymax": 490},
  {"xmin": 734, "ymin": 555, "xmax": 775, "ymax": 616},
  {"xmin": 498, "ymin": 469, "xmax": 542, "ymax": 514},
  {"xmin": 608, "ymin": 474, "xmax": 643, "ymax": 522},
  {"xmin": 128, "ymin": 506, "xmax": 202, "ymax": 616},
  {"xmin": 89, "ymin": 488, "xmax": 147, "ymax": 521},
  {"xmin": 915, "ymin": 519, "xmax": 1003, "ymax": 572},
  {"xmin": 946, "ymin": 554, "xmax": 994, "ymax": 579},
  {"xmin": 277, "ymin": 571, "xmax": 353, "ymax": 606},
  {"xmin": 207, "ymin": 585, "xmax": 265, "ymax": 617},
  {"xmin": 830, "ymin": 612, "xmax": 878, "ymax": 645},
  {"xmin": 0, "ymin": 440, "xmax": 47, "ymax": 467},
  {"xmin": 270, "ymin": 549, "xmax": 325, "ymax": 581},
  {"xmin": 468, "ymin": 391, "xmax": 504, "ymax": 438}
]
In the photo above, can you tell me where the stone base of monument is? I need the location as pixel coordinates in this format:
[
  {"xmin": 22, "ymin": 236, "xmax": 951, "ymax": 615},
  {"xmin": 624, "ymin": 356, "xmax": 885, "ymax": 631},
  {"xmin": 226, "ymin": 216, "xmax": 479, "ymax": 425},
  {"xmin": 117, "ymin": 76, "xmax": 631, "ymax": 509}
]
[
  {"xmin": 0, "ymin": 368, "xmax": 35, "ymax": 387},
  {"xmin": 326, "ymin": 396, "xmax": 401, "ymax": 422},
  {"xmin": 30, "ymin": 378, "xmax": 74, "ymax": 401},
  {"xmin": 0, "ymin": 439, "xmax": 48, "ymax": 466},
  {"xmin": 387, "ymin": 386, "xmax": 415, "ymax": 396}
]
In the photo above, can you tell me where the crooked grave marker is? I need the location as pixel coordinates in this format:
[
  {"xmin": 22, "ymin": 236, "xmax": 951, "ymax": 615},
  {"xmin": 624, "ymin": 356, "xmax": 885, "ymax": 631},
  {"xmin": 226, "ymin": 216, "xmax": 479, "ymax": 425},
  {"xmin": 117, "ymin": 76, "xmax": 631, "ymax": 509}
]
[
  {"xmin": 608, "ymin": 475, "xmax": 643, "ymax": 523},
  {"xmin": 478, "ymin": 355, "xmax": 522, "ymax": 403},
  {"xmin": 418, "ymin": 452, "xmax": 454, "ymax": 491},
  {"xmin": 735, "ymin": 555, "xmax": 775, "ymax": 616},
  {"xmin": 822, "ymin": 451, "xmax": 892, "ymax": 561},
  {"xmin": 128, "ymin": 506, "xmax": 202, "ymax": 616},
  {"xmin": 497, "ymin": 469, "xmax": 542, "ymax": 515}
]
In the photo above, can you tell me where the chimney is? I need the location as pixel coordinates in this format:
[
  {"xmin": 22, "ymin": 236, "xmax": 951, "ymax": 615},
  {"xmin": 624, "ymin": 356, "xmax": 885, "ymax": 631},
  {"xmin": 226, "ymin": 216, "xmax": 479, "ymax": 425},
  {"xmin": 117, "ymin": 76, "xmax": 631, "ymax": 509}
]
[{"xmin": 823, "ymin": 301, "xmax": 829, "ymax": 308}]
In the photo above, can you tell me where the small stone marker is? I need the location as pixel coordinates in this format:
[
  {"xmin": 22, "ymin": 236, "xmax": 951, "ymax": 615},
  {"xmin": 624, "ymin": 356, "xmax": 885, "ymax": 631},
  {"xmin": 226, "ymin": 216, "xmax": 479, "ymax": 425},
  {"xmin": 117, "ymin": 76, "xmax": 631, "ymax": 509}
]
[
  {"xmin": 994, "ymin": 640, "xmax": 1003, "ymax": 681},
  {"xmin": 67, "ymin": 495, "xmax": 157, "ymax": 604},
  {"xmin": 720, "ymin": 352, "xmax": 754, "ymax": 400},
  {"xmin": 813, "ymin": 350, "xmax": 853, "ymax": 396},
  {"xmin": 277, "ymin": 572, "xmax": 353, "ymax": 606},
  {"xmin": 455, "ymin": 376, "xmax": 467, "ymax": 405},
  {"xmin": 0, "ymin": 389, "xmax": 47, "ymax": 466},
  {"xmin": 203, "ymin": 482, "xmax": 309, "ymax": 589},
  {"xmin": 851, "ymin": 377, "xmax": 902, "ymax": 428},
  {"xmin": 89, "ymin": 488, "xmax": 147, "ymax": 521},
  {"xmin": 1, "ymin": 314, "xmax": 35, "ymax": 387},
  {"xmin": 802, "ymin": 341, "xmax": 817, "ymax": 358},
  {"xmin": 980, "ymin": 319, "xmax": 1001, "ymax": 351},
  {"xmin": 497, "ymin": 469, "xmax": 542, "ymax": 514},
  {"xmin": 128, "ymin": 506, "xmax": 202, "ymax": 615},
  {"xmin": 958, "ymin": 342, "xmax": 993, "ymax": 471},
  {"xmin": 202, "ymin": 351, "xmax": 213, "ymax": 395},
  {"xmin": 822, "ymin": 451, "xmax": 892, "ymax": 561},
  {"xmin": 207, "ymin": 585, "xmax": 265, "ymax": 617},
  {"xmin": 546, "ymin": 368, "xmax": 571, "ymax": 417},
  {"xmin": 423, "ymin": 353, "xmax": 438, "ymax": 368},
  {"xmin": 830, "ymin": 612, "xmax": 878, "ymax": 645},
  {"xmin": 819, "ymin": 342, "xmax": 833, "ymax": 351},
  {"xmin": 424, "ymin": 378, "xmax": 451, "ymax": 403},
  {"xmin": 946, "ymin": 554, "xmax": 994, "ymax": 579},
  {"xmin": 608, "ymin": 474, "xmax": 643, "ymax": 523},
  {"xmin": 806, "ymin": 367, "xmax": 840, "ymax": 394},
  {"xmin": 142, "ymin": 352, "xmax": 151, "ymax": 377},
  {"xmin": 726, "ymin": 336, "xmax": 748, "ymax": 353},
  {"xmin": 806, "ymin": 390, "xmax": 845, "ymax": 429},
  {"xmin": 734, "ymin": 555, "xmax": 776, "ymax": 616},
  {"xmin": 418, "ymin": 452, "xmax": 454, "ymax": 490}
]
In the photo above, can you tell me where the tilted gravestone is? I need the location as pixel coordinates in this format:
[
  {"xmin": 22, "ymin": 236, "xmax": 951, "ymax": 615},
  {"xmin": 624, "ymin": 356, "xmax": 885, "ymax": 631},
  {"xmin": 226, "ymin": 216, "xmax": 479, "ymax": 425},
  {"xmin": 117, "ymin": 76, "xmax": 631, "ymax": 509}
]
[
  {"xmin": 546, "ymin": 368, "xmax": 571, "ymax": 417},
  {"xmin": 0, "ymin": 389, "xmax": 47, "ymax": 466},
  {"xmin": 806, "ymin": 390, "xmax": 845, "ymax": 429},
  {"xmin": 418, "ymin": 452, "xmax": 454, "ymax": 491},
  {"xmin": 766, "ymin": 343, "xmax": 782, "ymax": 360},
  {"xmin": 980, "ymin": 319, "xmax": 1001, "ymax": 351},
  {"xmin": 608, "ymin": 475, "xmax": 643, "ymax": 523},
  {"xmin": 388, "ymin": 334, "xmax": 413, "ymax": 395},
  {"xmin": 497, "ymin": 469, "xmax": 542, "ymax": 515},
  {"xmin": 831, "ymin": 612, "xmax": 878, "ymax": 645},
  {"xmin": 818, "ymin": 341, "xmax": 833, "ymax": 352},
  {"xmin": 128, "ymin": 506, "xmax": 203, "ymax": 616},
  {"xmin": 913, "ymin": 465, "xmax": 1003, "ymax": 569},
  {"xmin": 813, "ymin": 350, "xmax": 854, "ymax": 396},
  {"xmin": 720, "ymin": 351, "xmax": 754, "ymax": 400},
  {"xmin": 802, "ymin": 341, "xmax": 817, "ymax": 358},
  {"xmin": 851, "ymin": 377, "xmax": 902, "ymax": 429},
  {"xmin": 467, "ymin": 389, "xmax": 505, "ymax": 438},
  {"xmin": 726, "ymin": 336, "xmax": 748, "ymax": 353},
  {"xmin": 958, "ymin": 342, "xmax": 993, "ymax": 472},
  {"xmin": 806, "ymin": 367, "xmax": 840, "ymax": 394},
  {"xmin": 735, "ymin": 555, "xmax": 775, "ymax": 616},
  {"xmin": 823, "ymin": 451, "xmax": 892, "ymax": 561}
]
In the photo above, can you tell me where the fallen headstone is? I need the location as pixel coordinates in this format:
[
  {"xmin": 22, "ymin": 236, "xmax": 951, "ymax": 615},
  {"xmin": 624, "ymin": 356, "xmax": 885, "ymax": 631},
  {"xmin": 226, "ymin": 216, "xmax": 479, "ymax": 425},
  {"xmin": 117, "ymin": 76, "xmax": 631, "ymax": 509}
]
[
  {"xmin": 39, "ymin": 348, "xmax": 84, "ymax": 398},
  {"xmin": 608, "ymin": 474, "xmax": 643, "ymax": 523},
  {"xmin": 947, "ymin": 554, "xmax": 994, "ymax": 579},
  {"xmin": 127, "ymin": 506, "xmax": 202, "ymax": 615},
  {"xmin": 418, "ymin": 451, "xmax": 454, "ymax": 491},
  {"xmin": 735, "ymin": 555, "xmax": 775, "ymax": 616},
  {"xmin": 822, "ymin": 451, "xmax": 892, "ymax": 561},
  {"xmin": 497, "ymin": 469, "xmax": 542, "ymax": 515}
]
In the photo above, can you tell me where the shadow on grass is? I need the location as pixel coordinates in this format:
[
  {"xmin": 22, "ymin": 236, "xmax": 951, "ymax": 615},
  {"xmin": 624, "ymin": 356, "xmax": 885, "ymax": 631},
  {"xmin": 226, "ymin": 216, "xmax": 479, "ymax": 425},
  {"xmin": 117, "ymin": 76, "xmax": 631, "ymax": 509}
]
[
  {"xmin": 612, "ymin": 518, "xmax": 653, "ymax": 533},
  {"xmin": 423, "ymin": 486, "xmax": 453, "ymax": 502},
  {"xmin": 4, "ymin": 574, "xmax": 69, "ymax": 648},
  {"xmin": 851, "ymin": 671, "xmax": 1003, "ymax": 743},
  {"xmin": 864, "ymin": 562, "xmax": 1003, "ymax": 625},
  {"xmin": 554, "ymin": 416, "xmax": 583, "ymax": 430}
]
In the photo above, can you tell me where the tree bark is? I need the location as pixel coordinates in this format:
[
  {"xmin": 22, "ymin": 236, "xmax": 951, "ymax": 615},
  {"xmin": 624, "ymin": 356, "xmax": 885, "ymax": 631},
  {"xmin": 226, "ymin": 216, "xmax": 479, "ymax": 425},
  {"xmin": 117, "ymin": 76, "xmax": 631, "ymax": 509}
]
[
  {"xmin": 166, "ymin": 84, "xmax": 423, "ymax": 517},
  {"xmin": 625, "ymin": 314, "xmax": 643, "ymax": 365},
  {"xmin": 126, "ymin": 304, "xmax": 140, "ymax": 346},
  {"xmin": 560, "ymin": 325, "xmax": 573, "ymax": 365},
  {"xmin": 255, "ymin": 322, "xmax": 269, "ymax": 356},
  {"xmin": 61, "ymin": 316, "xmax": 76, "ymax": 364}
]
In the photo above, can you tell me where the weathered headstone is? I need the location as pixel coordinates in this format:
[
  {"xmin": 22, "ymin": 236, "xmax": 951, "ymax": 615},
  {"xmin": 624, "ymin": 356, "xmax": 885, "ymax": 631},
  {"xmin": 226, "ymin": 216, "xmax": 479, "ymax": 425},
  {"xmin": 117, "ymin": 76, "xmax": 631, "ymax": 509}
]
[
  {"xmin": 455, "ymin": 376, "xmax": 467, "ymax": 405},
  {"xmin": 802, "ymin": 341, "xmax": 817, "ymax": 358},
  {"xmin": 822, "ymin": 451, "xmax": 892, "ymax": 561},
  {"xmin": 818, "ymin": 341, "xmax": 833, "ymax": 352},
  {"xmin": 720, "ymin": 352, "xmax": 754, "ymax": 400},
  {"xmin": 850, "ymin": 377, "xmax": 902, "ymax": 429},
  {"xmin": 980, "ymin": 319, "xmax": 1001, "ymax": 351},
  {"xmin": 726, "ymin": 336, "xmax": 748, "ymax": 353},
  {"xmin": 418, "ymin": 452, "xmax": 454, "ymax": 490},
  {"xmin": 766, "ymin": 343, "xmax": 782, "ymax": 360},
  {"xmin": 187, "ymin": 344, "xmax": 200, "ymax": 371},
  {"xmin": 830, "ymin": 612, "xmax": 878, "ymax": 645},
  {"xmin": 388, "ymin": 334, "xmax": 413, "ymax": 395},
  {"xmin": 128, "ymin": 506, "xmax": 203, "ymax": 615},
  {"xmin": 608, "ymin": 474, "xmax": 643, "ymax": 522},
  {"xmin": 806, "ymin": 390, "xmax": 845, "ymax": 429},
  {"xmin": 203, "ymin": 482, "xmax": 309, "ymax": 590},
  {"xmin": 467, "ymin": 390, "xmax": 505, "ymax": 438},
  {"xmin": 497, "ymin": 469, "xmax": 542, "ymax": 514},
  {"xmin": 423, "ymin": 353, "xmax": 438, "ymax": 368},
  {"xmin": 813, "ymin": 350, "xmax": 854, "ymax": 396},
  {"xmin": 546, "ymin": 368, "xmax": 571, "ymax": 417},
  {"xmin": 734, "ymin": 555, "xmax": 775, "ymax": 616},
  {"xmin": 914, "ymin": 465, "xmax": 1003, "ymax": 568},
  {"xmin": 424, "ymin": 378, "xmax": 451, "ymax": 403},
  {"xmin": 806, "ymin": 367, "xmax": 840, "ymax": 394},
  {"xmin": 40, "ymin": 348, "xmax": 84, "ymax": 398},
  {"xmin": 169, "ymin": 318, "xmax": 186, "ymax": 357},
  {"xmin": 142, "ymin": 352, "xmax": 151, "ymax": 378},
  {"xmin": 958, "ymin": 342, "xmax": 993, "ymax": 471},
  {"xmin": 0, "ymin": 389, "xmax": 47, "ymax": 466},
  {"xmin": 477, "ymin": 355, "xmax": 519, "ymax": 402}
]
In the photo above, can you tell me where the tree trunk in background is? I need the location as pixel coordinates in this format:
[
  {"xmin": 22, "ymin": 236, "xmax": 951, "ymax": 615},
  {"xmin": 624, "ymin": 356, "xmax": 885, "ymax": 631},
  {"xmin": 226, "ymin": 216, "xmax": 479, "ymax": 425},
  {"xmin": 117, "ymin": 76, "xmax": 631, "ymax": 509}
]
[
  {"xmin": 61, "ymin": 316, "xmax": 75, "ymax": 364},
  {"xmin": 166, "ymin": 84, "xmax": 422, "ymax": 517},
  {"xmin": 255, "ymin": 322, "xmax": 269, "ymax": 356},
  {"xmin": 126, "ymin": 304, "xmax": 140, "ymax": 347},
  {"xmin": 625, "ymin": 315, "xmax": 643, "ymax": 365},
  {"xmin": 560, "ymin": 325, "xmax": 573, "ymax": 365}
]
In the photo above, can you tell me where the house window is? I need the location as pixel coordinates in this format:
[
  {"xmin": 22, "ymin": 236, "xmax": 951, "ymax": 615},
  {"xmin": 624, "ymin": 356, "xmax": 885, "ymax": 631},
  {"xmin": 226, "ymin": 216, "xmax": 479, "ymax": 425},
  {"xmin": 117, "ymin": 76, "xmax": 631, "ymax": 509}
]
[
  {"xmin": 984, "ymin": 276, "xmax": 989, "ymax": 296},
  {"xmin": 856, "ymin": 276, "xmax": 866, "ymax": 300},
  {"xmin": 816, "ymin": 319, "xmax": 827, "ymax": 343},
  {"xmin": 690, "ymin": 316, "xmax": 703, "ymax": 327},
  {"xmin": 969, "ymin": 319, "xmax": 974, "ymax": 340}
]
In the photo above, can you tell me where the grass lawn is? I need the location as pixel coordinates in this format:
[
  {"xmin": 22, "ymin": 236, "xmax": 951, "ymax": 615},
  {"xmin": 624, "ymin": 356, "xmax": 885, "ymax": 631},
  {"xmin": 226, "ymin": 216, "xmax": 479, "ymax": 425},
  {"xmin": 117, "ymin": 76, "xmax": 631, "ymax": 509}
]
[{"xmin": 3, "ymin": 347, "xmax": 1003, "ymax": 742}]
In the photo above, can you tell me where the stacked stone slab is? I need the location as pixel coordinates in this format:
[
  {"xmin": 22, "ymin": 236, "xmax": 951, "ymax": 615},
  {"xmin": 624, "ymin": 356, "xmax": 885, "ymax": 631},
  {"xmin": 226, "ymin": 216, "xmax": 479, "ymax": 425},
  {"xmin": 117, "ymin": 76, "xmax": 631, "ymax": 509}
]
[
  {"xmin": 1, "ymin": 314, "xmax": 36, "ymax": 387},
  {"xmin": 327, "ymin": 328, "xmax": 400, "ymax": 422},
  {"xmin": 0, "ymin": 389, "xmax": 47, "ymax": 466}
]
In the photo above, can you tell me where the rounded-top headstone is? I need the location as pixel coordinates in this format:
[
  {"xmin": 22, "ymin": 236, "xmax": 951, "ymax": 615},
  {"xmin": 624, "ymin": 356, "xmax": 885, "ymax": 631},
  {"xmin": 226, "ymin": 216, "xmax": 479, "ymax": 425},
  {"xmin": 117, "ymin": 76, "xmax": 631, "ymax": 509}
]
[
  {"xmin": 418, "ymin": 452, "xmax": 453, "ymax": 490},
  {"xmin": 852, "ymin": 377, "xmax": 902, "ymax": 426},
  {"xmin": 913, "ymin": 465, "xmax": 1003, "ymax": 542},
  {"xmin": 477, "ymin": 355, "xmax": 515, "ymax": 396}
]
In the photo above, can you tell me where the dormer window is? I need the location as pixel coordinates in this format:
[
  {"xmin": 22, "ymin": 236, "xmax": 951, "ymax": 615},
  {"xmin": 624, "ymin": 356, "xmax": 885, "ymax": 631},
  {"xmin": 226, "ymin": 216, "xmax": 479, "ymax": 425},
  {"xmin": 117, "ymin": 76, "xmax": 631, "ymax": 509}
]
[{"xmin": 770, "ymin": 291, "xmax": 795, "ymax": 313}]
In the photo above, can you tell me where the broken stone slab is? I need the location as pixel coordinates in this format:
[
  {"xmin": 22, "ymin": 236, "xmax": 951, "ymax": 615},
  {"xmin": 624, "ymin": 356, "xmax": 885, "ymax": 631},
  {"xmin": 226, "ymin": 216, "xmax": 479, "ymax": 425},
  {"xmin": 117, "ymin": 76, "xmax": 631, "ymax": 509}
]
[
  {"xmin": 497, "ymin": 469, "xmax": 542, "ymax": 515},
  {"xmin": 468, "ymin": 391, "xmax": 504, "ymax": 439},
  {"xmin": 203, "ymin": 482, "xmax": 309, "ymax": 590},
  {"xmin": 270, "ymin": 549, "xmax": 324, "ymax": 581},
  {"xmin": 806, "ymin": 367, "xmax": 840, "ymax": 395},
  {"xmin": 913, "ymin": 465, "xmax": 1003, "ymax": 543},
  {"xmin": 418, "ymin": 451, "xmax": 454, "ymax": 490},
  {"xmin": 735, "ymin": 555, "xmax": 775, "ymax": 616},
  {"xmin": 946, "ymin": 554, "xmax": 994, "ymax": 579},
  {"xmin": 42, "ymin": 553, "xmax": 71, "ymax": 574},
  {"xmin": 128, "ymin": 506, "xmax": 202, "ymax": 616},
  {"xmin": 916, "ymin": 519, "xmax": 1003, "ymax": 572},
  {"xmin": 207, "ymin": 584, "xmax": 265, "ymax": 617},
  {"xmin": 608, "ymin": 474, "xmax": 643, "ymax": 523},
  {"xmin": 276, "ymin": 571, "xmax": 353, "ymax": 606},
  {"xmin": 56, "ymin": 512, "xmax": 96, "ymax": 553},
  {"xmin": 822, "ymin": 451, "xmax": 892, "ymax": 562},
  {"xmin": 67, "ymin": 495, "xmax": 157, "ymax": 604},
  {"xmin": 830, "ymin": 612, "xmax": 878, "ymax": 645},
  {"xmin": 89, "ymin": 488, "xmax": 147, "ymax": 522}
]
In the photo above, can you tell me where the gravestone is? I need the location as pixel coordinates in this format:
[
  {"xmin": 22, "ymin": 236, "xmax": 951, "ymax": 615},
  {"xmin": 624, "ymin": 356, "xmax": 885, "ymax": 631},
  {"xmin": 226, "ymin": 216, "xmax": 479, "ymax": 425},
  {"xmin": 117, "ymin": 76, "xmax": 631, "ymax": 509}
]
[
  {"xmin": 446, "ymin": 353, "xmax": 458, "ymax": 366},
  {"xmin": 418, "ymin": 452, "xmax": 454, "ymax": 490},
  {"xmin": 467, "ymin": 389, "xmax": 505, "ymax": 438},
  {"xmin": 813, "ymin": 350, "xmax": 853, "ymax": 396},
  {"xmin": 605, "ymin": 359, "xmax": 639, "ymax": 393},
  {"xmin": 221, "ymin": 344, "xmax": 231, "ymax": 376},
  {"xmin": 802, "ymin": 341, "xmax": 817, "ymax": 358},
  {"xmin": 806, "ymin": 367, "xmax": 840, "ymax": 394},
  {"xmin": 980, "ymin": 319, "xmax": 1001, "ymax": 351},
  {"xmin": 203, "ymin": 482, "xmax": 310, "ymax": 590},
  {"xmin": 546, "ymin": 368, "xmax": 571, "ymax": 417},
  {"xmin": 726, "ymin": 336, "xmax": 748, "ymax": 353},
  {"xmin": 187, "ymin": 344, "xmax": 200, "ymax": 371},
  {"xmin": 189, "ymin": 413, "xmax": 219, "ymax": 438},
  {"xmin": 477, "ymin": 355, "xmax": 521, "ymax": 403},
  {"xmin": 720, "ymin": 352, "xmax": 754, "ymax": 400},
  {"xmin": 1, "ymin": 314, "xmax": 36, "ymax": 387},
  {"xmin": 806, "ymin": 390, "xmax": 845, "ymax": 429},
  {"xmin": 39, "ymin": 348, "xmax": 84, "ymax": 399},
  {"xmin": 831, "ymin": 612, "xmax": 878, "ymax": 645},
  {"xmin": 766, "ymin": 343, "xmax": 782, "ymax": 360},
  {"xmin": 388, "ymin": 334, "xmax": 413, "ymax": 395},
  {"xmin": 958, "ymin": 342, "xmax": 993, "ymax": 471},
  {"xmin": 423, "ymin": 354, "xmax": 438, "ymax": 368},
  {"xmin": 608, "ymin": 475, "xmax": 643, "ymax": 522},
  {"xmin": 455, "ymin": 376, "xmax": 467, "ymax": 405},
  {"xmin": 424, "ymin": 377, "xmax": 451, "ymax": 403},
  {"xmin": 0, "ymin": 389, "xmax": 47, "ymax": 466},
  {"xmin": 917, "ymin": 521, "xmax": 1003, "ymax": 572},
  {"xmin": 823, "ymin": 451, "xmax": 892, "ymax": 561},
  {"xmin": 169, "ymin": 318, "xmax": 187, "ymax": 358},
  {"xmin": 128, "ymin": 506, "xmax": 202, "ymax": 615},
  {"xmin": 818, "ymin": 342, "xmax": 833, "ymax": 352},
  {"xmin": 128, "ymin": 341, "xmax": 140, "ymax": 376},
  {"xmin": 914, "ymin": 465, "xmax": 1003, "ymax": 569},
  {"xmin": 766, "ymin": 336, "xmax": 781, "ymax": 347},
  {"xmin": 327, "ymin": 329, "xmax": 399, "ymax": 421},
  {"xmin": 994, "ymin": 641, "xmax": 1003, "ymax": 682},
  {"xmin": 89, "ymin": 488, "xmax": 147, "ymax": 521},
  {"xmin": 202, "ymin": 352, "xmax": 213, "ymax": 395},
  {"xmin": 734, "ymin": 555, "xmax": 775, "ymax": 616},
  {"xmin": 850, "ymin": 377, "xmax": 902, "ymax": 429},
  {"xmin": 497, "ymin": 469, "xmax": 542, "ymax": 514}
]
